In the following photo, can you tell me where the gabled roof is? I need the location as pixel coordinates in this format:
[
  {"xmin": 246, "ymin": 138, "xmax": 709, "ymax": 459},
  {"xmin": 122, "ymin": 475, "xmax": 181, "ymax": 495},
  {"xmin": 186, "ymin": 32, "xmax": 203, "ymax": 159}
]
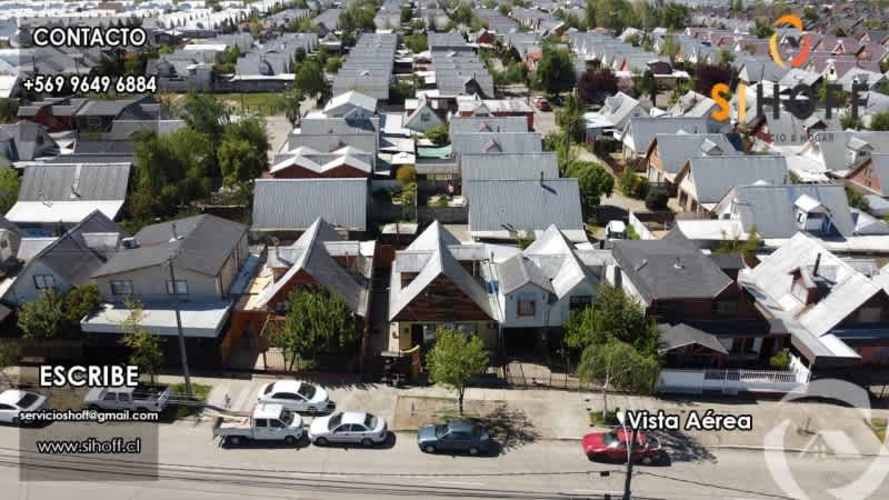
[
  {"xmin": 323, "ymin": 91, "xmax": 378, "ymax": 117},
  {"xmin": 648, "ymin": 132, "xmax": 740, "ymax": 176},
  {"xmin": 612, "ymin": 237, "xmax": 732, "ymax": 304},
  {"xmin": 451, "ymin": 132, "xmax": 542, "ymax": 156},
  {"xmin": 17, "ymin": 163, "xmax": 131, "ymax": 202},
  {"xmin": 464, "ymin": 179, "xmax": 584, "ymax": 238},
  {"xmin": 252, "ymin": 179, "xmax": 367, "ymax": 232},
  {"xmin": 92, "ymin": 214, "xmax": 246, "ymax": 278},
  {"xmin": 657, "ymin": 323, "xmax": 730, "ymax": 355},
  {"xmin": 849, "ymin": 154, "xmax": 889, "ymax": 196},
  {"xmin": 522, "ymin": 224, "xmax": 595, "ymax": 298},
  {"xmin": 621, "ymin": 117, "xmax": 709, "ymax": 154},
  {"xmin": 256, "ymin": 218, "xmax": 370, "ymax": 316},
  {"xmin": 389, "ymin": 222, "xmax": 495, "ymax": 321},
  {"xmin": 460, "ymin": 153, "xmax": 558, "ymax": 181},
  {"xmin": 679, "ymin": 155, "xmax": 788, "ymax": 204}
]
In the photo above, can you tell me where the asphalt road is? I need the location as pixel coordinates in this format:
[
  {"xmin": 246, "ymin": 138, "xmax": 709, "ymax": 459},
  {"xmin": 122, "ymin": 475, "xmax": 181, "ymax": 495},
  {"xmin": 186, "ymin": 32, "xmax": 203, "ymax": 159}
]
[{"xmin": 1, "ymin": 421, "xmax": 887, "ymax": 500}]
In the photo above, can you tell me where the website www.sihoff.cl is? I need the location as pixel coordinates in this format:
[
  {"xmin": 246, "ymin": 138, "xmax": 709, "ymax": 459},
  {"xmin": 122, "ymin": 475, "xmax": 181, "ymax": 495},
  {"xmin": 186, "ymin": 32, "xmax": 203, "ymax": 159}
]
[{"xmin": 35, "ymin": 437, "xmax": 142, "ymax": 455}]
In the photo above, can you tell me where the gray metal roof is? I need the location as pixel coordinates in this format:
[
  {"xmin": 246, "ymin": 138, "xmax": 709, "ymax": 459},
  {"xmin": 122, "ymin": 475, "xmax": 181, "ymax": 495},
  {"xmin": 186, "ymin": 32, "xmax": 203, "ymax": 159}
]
[
  {"xmin": 651, "ymin": 133, "xmax": 740, "ymax": 175},
  {"xmin": 684, "ymin": 155, "xmax": 788, "ymax": 204},
  {"xmin": 252, "ymin": 179, "xmax": 367, "ymax": 232},
  {"xmin": 449, "ymin": 116, "xmax": 528, "ymax": 136},
  {"xmin": 452, "ymin": 132, "xmax": 542, "ymax": 156},
  {"xmin": 622, "ymin": 117, "xmax": 709, "ymax": 154},
  {"xmin": 464, "ymin": 179, "xmax": 583, "ymax": 234},
  {"xmin": 498, "ymin": 254, "xmax": 554, "ymax": 295},
  {"xmin": 460, "ymin": 153, "xmax": 558, "ymax": 181},
  {"xmin": 657, "ymin": 323, "xmax": 730, "ymax": 354},
  {"xmin": 93, "ymin": 214, "xmax": 246, "ymax": 278},
  {"xmin": 32, "ymin": 210, "xmax": 122, "ymax": 286},
  {"xmin": 612, "ymin": 238, "xmax": 732, "ymax": 303},
  {"xmin": 18, "ymin": 163, "xmax": 131, "ymax": 202},
  {"xmin": 726, "ymin": 183, "xmax": 855, "ymax": 239}
]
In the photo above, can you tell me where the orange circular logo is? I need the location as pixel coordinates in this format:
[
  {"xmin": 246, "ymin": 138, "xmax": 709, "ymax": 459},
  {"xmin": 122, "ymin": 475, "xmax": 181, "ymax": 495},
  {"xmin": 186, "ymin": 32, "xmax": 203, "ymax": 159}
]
[{"xmin": 768, "ymin": 14, "xmax": 813, "ymax": 68}]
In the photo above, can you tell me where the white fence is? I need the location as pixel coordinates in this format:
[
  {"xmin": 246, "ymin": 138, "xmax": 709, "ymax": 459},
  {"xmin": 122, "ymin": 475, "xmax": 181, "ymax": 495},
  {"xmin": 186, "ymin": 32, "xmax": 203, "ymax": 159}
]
[
  {"xmin": 656, "ymin": 366, "xmax": 811, "ymax": 395},
  {"xmin": 628, "ymin": 211, "xmax": 654, "ymax": 240}
]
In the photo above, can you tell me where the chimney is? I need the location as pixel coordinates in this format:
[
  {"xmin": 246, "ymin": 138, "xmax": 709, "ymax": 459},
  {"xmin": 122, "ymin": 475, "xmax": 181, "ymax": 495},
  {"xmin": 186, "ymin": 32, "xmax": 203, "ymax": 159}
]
[
  {"xmin": 673, "ymin": 257, "xmax": 684, "ymax": 270},
  {"xmin": 813, "ymin": 252, "xmax": 821, "ymax": 277},
  {"xmin": 169, "ymin": 222, "xmax": 180, "ymax": 242},
  {"xmin": 539, "ymin": 171, "xmax": 544, "ymax": 184}
]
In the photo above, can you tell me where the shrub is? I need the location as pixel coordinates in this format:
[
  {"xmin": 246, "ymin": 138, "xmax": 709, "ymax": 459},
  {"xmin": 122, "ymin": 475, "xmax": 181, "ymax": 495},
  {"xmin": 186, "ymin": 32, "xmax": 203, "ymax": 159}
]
[
  {"xmin": 619, "ymin": 168, "xmax": 649, "ymax": 199},
  {"xmin": 645, "ymin": 187, "xmax": 669, "ymax": 211},
  {"xmin": 395, "ymin": 165, "xmax": 417, "ymax": 186},
  {"xmin": 769, "ymin": 350, "xmax": 791, "ymax": 370}
]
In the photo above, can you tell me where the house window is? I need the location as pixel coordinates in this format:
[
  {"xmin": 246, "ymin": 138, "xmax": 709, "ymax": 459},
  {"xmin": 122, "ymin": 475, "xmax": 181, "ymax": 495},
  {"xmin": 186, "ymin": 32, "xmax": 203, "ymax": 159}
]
[
  {"xmin": 110, "ymin": 280, "xmax": 134, "ymax": 296},
  {"xmin": 33, "ymin": 274, "xmax": 55, "ymax": 290},
  {"xmin": 420, "ymin": 112, "xmax": 429, "ymax": 122},
  {"xmin": 517, "ymin": 299, "xmax": 536, "ymax": 317},
  {"xmin": 569, "ymin": 295, "xmax": 593, "ymax": 311},
  {"xmin": 166, "ymin": 280, "xmax": 189, "ymax": 296}
]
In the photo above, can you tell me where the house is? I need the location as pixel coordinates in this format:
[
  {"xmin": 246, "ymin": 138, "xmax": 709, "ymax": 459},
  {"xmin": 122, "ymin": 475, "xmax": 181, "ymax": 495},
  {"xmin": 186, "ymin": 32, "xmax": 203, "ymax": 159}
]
[
  {"xmin": 463, "ymin": 179, "xmax": 586, "ymax": 243},
  {"xmin": 17, "ymin": 97, "xmax": 87, "ymax": 132},
  {"xmin": 5, "ymin": 162, "xmax": 131, "ymax": 233},
  {"xmin": 846, "ymin": 153, "xmax": 889, "ymax": 198},
  {"xmin": 403, "ymin": 98, "xmax": 445, "ymax": 133},
  {"xmin": 449, "ymin": 116, "xmax": 528, "ymax": 137},
  {"xmin": 323, "ymin": 91, "xmax": 378, "ymax": 119},
  {"xmin": 267, "ymin": 146, "xmax": 373, "ymax": 179},
  {"xmin": 609, "ymin": 232, "xmax": 776, "ymax": 366},
  {"xmin": 644, "ymin": 132, "xmax": 742, "ymax": 186},
  {"xmin": 795, "ymin": 130, "xmax": 889, "ymax": 179},
  {"xmin": 82, "ymin": 214, "xmax": 251, "ymax": 352},
  {"xmin": 388, "ymin": 221, "xmax": 499, "ymax": 351},
  {"xmin": 455, "ymin": 96, "xmax": 535, "ymax": 130},
  {"xmin": 451, "ymin": 132, "xmax": 542, "ymax": 158},
  {"xmin": 252, "ymin": 178, "xmax": 368, "ymax": 236},
  {"xmin": 582, "ymin": 91, "xmax": 647, "ymax": 141},
  {"xmin": 492, "ymin": 225, "xmax": 607, "ymax": 329},
  {"xmin": 460, "ymin": 152, "xmax": 559, "ymax": 182},
  {"xmin": 0, "ymin": 122, "xmax": 59, "ymax": 165},
  {"xmin": 667, "ymin": 90, "xmax": 727, "ymax": 132},
  {"xmin": 674, "ymin": 155, "xmax": 788, "ymax": 214},
  {"xmin": 713, "ymin": 183, "xmax": 856, "ymax": 240},
  {"xmin": 249, "ymin": 217, "xmax": 374, "ymax": 317},
  {"xmin": 74, "ymin": 96, "xmax": 158, "ymax": 133},
  {"xmin": 619, "ymin": 117, "xmax": 709, "ymax": 161},
  {"xmin": 739, "ymin": 233, "xmax": 889, "ymax": 380},
  {"xmin": 0, "ymin": 210, "xmax": 122, "ymax": 307}
]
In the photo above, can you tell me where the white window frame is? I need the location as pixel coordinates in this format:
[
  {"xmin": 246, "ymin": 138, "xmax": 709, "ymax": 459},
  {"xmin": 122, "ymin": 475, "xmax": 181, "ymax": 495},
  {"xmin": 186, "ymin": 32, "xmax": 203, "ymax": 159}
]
[
  {"xmin": 110, "ymin": 280, "xmax": 134, "ymax": 296},
  {"xmin": 33, "ymin": 274, "xmax": 56, "ymax": 290}
]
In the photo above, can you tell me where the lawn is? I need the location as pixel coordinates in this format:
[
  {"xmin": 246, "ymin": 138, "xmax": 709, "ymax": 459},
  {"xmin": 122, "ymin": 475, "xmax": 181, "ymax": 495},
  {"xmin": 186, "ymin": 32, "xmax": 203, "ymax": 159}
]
[
  {"xmin": 170, "ymin": 382, "xmax": 212, "ymax": 420},
  {"xmin": 214, "ymin": 93, "xmax": 286, "ymax": 115}
]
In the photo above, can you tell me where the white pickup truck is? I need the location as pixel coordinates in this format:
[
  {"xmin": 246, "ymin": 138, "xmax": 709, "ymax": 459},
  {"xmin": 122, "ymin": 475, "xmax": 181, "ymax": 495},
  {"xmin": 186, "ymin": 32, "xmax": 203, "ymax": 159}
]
[
  {"xmin": 84, "ymin": 384, "xmax": 172, "ymax": 412},
  {"xmin": 214, "ymin": 404, "xmax": 305, "ymax": 447}
]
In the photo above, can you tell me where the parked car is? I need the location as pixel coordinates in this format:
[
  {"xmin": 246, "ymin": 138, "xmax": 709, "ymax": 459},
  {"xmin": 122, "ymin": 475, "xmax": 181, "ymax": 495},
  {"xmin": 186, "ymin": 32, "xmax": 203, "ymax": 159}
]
[
  {"xmin": 257, "ymin": 379, "xmax": 332, "ymax": 414},
  {"xmin": 309, "ymin": 411, "xmax": 388, "ymax": 446},
  {"xmin": 84, "ymin": 384, "xmax": 172, "ymax": 412},
  {"xmin": 214, "ymin": 404, "xmax": 304, "ymax": 447},
  {"xmin": 0, "ymin": 390, "xmax": 47, "ymax": 425},
  {"xmin": 534, "ymin": 96, "xmax": 551, "ymax": 111},
  {"xmin": 581, "ymin": 428, "xmax": 665, "ymax": 465},
  {"xmin": 417, "ymin": 420, "xmax": 495, "ymax": 455}
]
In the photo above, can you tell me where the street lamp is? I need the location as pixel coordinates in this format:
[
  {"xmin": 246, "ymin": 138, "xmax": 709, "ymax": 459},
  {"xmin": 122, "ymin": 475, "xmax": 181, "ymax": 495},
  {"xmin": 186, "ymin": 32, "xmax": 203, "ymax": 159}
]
[{"xmin": 616, "ymin": 409, "xmax": 637, "ymax": 500}]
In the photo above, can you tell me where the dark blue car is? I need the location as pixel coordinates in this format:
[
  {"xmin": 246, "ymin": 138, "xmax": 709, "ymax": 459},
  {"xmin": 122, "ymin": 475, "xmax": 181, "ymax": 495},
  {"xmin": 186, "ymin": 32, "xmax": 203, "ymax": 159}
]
[{"xmin": 416, "ymin": 420, "xmax": 494, "ymax": 455}]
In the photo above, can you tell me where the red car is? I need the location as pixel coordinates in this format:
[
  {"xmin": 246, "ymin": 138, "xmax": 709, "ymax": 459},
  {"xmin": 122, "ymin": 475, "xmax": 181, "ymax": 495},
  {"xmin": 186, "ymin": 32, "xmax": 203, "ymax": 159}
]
[{"xmin": 581, "ymin": 428, "xmax": 665, "ymax": 465}]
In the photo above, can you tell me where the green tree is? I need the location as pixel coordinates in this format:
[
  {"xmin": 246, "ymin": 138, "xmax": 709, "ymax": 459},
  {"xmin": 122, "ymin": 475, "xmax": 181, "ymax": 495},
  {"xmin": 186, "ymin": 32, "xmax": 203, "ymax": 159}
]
[
  {"xmin": 556, "ymin": 94, "xmax": 585, "ymax": 142},
  {"xmin": 715, "ymin": 227, "xmax": 761, "ymax": 264},
  {"xmin": 870, "ymin": 110, "xmax": 889, "ymax": 130},
  {"xmin": 752, "ymin": 17, "xmax": 774, "ymax": 38},
  {"xmin": 293, "ymin": 58, "xmax": 329, "ymax": 99},
  {"xmin": 180, "ymin": 94, "xmax": 230, "ymax": 148},
  {"xmin": 120, "ymin": 300, "xmax": 163, "ymax": 384},
  {"xmin": 18, "ymin": 290, "xmax": 66, "ymax": 340},
  {"xmin": 846, "ymin": 186, "xmax": 870, "ymax": 211},
  {"xmin": 660, "ymin": 35, "xmax": 680, "ymax": 64},
  {"xmin": 563, "ymin": 284, "xmax": 659, "ymax": 355},
  {"xmin": 426, "ymin": 328, "xmax": 489, "ymax": 415},
  {"xmin": 618, "ymin": 167, "xmax": 649, "ymax": 199},
  {"xmin": 280, "ymin": 288, "xmax": 356, "ymax": 370},
  {"xmin": 535, "ymin": 46, "xmax": 576, "ymax": 96},
  {"xmin": 395, "ymin": 165, "xmax": 417, "ymax": 186},
  {"xmin": 404, "ymin": 33, "xmax": 428, "ymax": 53},
  {"xmin": 577, "ymin": 338, "xmax": 660, "ymax": 414},
  {"xmin": 0, "ymin": 166, "xmax": 20, "ymax": 214},
  {"xmin": 0, "ymin": 99, "xmax": 19, "ymax": 123},
  {"xmin": 282, "ymin": 90, "xmax": 303, "ymax": 126},
  {"xmin": 63, "ymin": 284, "xmax": 101, "ymax": 327},
  {"xmin": 569, "ymin": 162, "xmax": 614, "ymax": 220},
  {"xmin": 840, "ymin": 112, "xmax": 863, "ymax": 130},
  {"xmin": 218, "ymin": 117, "xmax": 269, "ymax": 192},
  {"xmin": 425, "ymin": 124, "xmax": 449, "ymax": 145}
]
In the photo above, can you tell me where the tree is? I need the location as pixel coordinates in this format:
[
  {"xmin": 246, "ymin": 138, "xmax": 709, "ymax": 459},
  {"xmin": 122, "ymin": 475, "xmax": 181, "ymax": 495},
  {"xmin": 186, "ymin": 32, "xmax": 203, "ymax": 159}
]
[
  {"xmin": 180, "ymin": 94, "xmax": 230, "ymax": 148},
  {"xmin": 577, "ymin": 338, "xmax": 660, "ymax": 414},
  {"xmin": 563, "ymin": 284, "xmax": 659, "ymax": 355},
  {"xmin": 568, "ymin": 161, "xmax": 614, "ymax": 220},
  {"xmin": 405, "ymin": 33, "xmax": 428, "ymax": 53},
  {"xmin": 577, "ymin": 68, "xmax": 618, "ymax": 105},
  {"xmin": 846, "ymin": 186, "xmax": 870, "ymax": 211},
  {"xmin": 395, "ymin": 165, "xmax": 417, "ymax": 186},
  {"xmin": 293, "ymin": 58, "xmax": 329, "ymax": 99},
  {"xmin": 120, "ymin": 300, "xmax": 163, "ymax": 384},
  {"xmin": 659, "ymin": 35, "xmax": 680, "ymax": 64},
  {"xmin": 535, "ymin": 46, "xmax": 576, "ymax": 96},
  {"xmin": 218, "ymin": 117, "xmax": 269, "ymax": 192},
  {"xmin": 18, "ymin": 290, "xmax": 66, "ymax": 340},
  {"xmin": 0, "ymin": 341, "xmax": 20, "ymax": 386},
  {"xmin": 556, "ymin": 94, "xmax": 585, "ymax": 142},
  {"xmin": 618, "ymin": 167, "xmax": 649, "ymax": 199},
  {"xmin": 280, "ymin": 288, "xmax": 356, "ymax": 370},
  {"xmin": 841, "ymin": 112, "xmax": 863, "ymax": 130},
  {"xmin": 0, "ymin": 167, "xmax": 19, "ymax": 214},
  {"xmin": 325, "ymin": 56, "xmax": 343, "ymax": 74},
  {"xmin": 426, "ymin": 328, "xmax": 489, "ymax": 415},
  {"xmin": 715, "ymin": 226, "xmax": 761, "ymax": 265},
  {"xmin": 0, "ymin": 99, "xmax": 19, "ymax": 123},
  {"xmin": 282, "ymin": 90, "xmax": 303, "ymax": 126},
  {"xmin": 752, "ymin": 17, "xmax": 774, "ymax": 39},
  {"xmin": 661, "ymin": 3, "xmax": 690, "ymax": 30},
  {"xmin": 425, "ymin": 124, "xmax": 449, "ymax": 145},
  {"xmin": 870, "ymin": 110, "xmax": 889, "ymax": 131},
  {"xmin": 63, "ymin": 284, "xmax": 101, "ymax": 327}
]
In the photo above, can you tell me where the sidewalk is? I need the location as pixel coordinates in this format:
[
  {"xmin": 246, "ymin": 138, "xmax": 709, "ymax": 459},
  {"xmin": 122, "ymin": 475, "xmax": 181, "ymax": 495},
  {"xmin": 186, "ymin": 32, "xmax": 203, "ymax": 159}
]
[{"xmin": 152, "ymin": 371, "xmax": 889, "ymax": 458}]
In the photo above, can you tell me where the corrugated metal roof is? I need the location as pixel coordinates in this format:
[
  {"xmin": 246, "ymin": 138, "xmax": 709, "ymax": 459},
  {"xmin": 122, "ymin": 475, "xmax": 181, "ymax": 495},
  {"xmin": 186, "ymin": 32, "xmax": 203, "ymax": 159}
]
[
  {"xmin": 252, "ymin": 179, "xmax": 367, "ymax": 232},
  {"xmin": 460, "ymin": 153, "xmax": 558, "ymax": 181},
  {"xmin": 464, "ymin": 179, "xmax": 583, "ymax": 234},
  {"xmin": 18, "ymin": 163, "xmax": 130, "ymax": 202}
]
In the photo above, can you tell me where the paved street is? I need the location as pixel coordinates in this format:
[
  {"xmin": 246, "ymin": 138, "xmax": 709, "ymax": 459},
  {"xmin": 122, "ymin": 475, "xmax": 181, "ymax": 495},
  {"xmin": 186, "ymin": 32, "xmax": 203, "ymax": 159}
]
[{"xmin": 1, "ymin": 420, "xmax": 887, "ymax": 500}]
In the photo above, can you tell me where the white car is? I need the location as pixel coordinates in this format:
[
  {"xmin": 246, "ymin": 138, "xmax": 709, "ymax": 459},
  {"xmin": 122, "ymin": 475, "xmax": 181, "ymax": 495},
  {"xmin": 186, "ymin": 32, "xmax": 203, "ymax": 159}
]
[
  {"xmin": 308, "ymin": 411, "xmax": 388, "ymax": 446},
  {"xmin": 257, "ymin": 380, "xmax": 331, "ymax": 413},
  {"xmin": 0, "ymin": 390, "xmax": 47, "ymax": 425}
]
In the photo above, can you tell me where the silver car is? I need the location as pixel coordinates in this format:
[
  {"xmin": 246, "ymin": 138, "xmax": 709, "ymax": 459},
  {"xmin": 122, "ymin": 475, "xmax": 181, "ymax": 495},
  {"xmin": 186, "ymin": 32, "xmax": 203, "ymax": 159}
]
[{"xmin": 308, "ymin": 411, "xmax": 387, "ymax": 446}]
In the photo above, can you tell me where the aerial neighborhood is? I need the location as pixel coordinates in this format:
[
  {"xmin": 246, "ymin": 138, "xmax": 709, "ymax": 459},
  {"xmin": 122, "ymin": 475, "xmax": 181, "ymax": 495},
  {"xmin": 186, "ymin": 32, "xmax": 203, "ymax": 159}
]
[{"xmin": 0, "ymin": 0, "xmax": 888, "ymax": 498}]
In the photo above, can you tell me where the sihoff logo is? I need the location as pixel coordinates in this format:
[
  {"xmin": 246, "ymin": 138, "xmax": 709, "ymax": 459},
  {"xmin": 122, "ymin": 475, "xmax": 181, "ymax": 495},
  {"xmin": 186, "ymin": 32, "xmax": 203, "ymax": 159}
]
[{"xmin": 710, "ymin": 13, "xmax": 867, "ymax": 124}]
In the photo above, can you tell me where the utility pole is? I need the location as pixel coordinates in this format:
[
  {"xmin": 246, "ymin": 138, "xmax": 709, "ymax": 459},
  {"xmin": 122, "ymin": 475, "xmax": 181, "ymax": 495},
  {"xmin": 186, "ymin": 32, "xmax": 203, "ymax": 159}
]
[
  {"xmin": 169, "ymin": 259, "xmax": 192, "ymax": 396},
  {"xmin": 617, "ymin": 410, "xmax": 637, "ymax": 500}
]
